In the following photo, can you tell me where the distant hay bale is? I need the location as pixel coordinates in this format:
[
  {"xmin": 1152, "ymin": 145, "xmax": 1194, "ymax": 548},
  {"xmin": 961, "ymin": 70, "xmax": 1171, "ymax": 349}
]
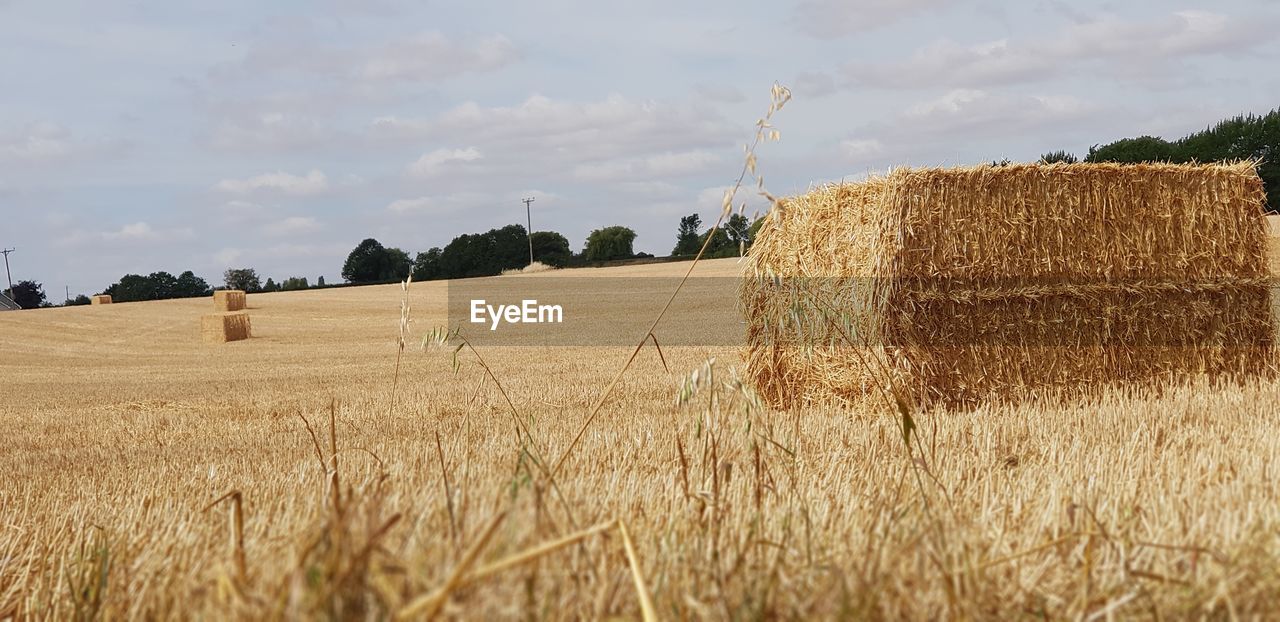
[
  {"xmin": 743, "ymin": 162, "xmax": 1276, "ymax": 409},
  {"xmin": 202, "ymin": 312, "xmax": 252, "ymax": 343},
  {"xmin": 213, "ymin": 290, "xmax": 246, "ymax": 311},
  {"xmin": 91, "ymin": 295, "xmax": 112, "ymax": 305}
]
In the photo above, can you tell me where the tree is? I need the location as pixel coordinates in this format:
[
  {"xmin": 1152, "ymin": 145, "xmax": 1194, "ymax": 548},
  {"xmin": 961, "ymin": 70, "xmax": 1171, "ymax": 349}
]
[
  {"xmin": 317, "ymin": 276, "xmax": 326, "ymax": 287},
  {"xmin": 725, "ymin": 213, "xmax": 752, "ymax": 247},
  {"xmin": 436, "ymin": 224, "xmax": 530, "ymax": 279},
  {"xmin": 224, "ymin": 268, "xmax": 261, "ymax": 292},
  {"xmin": 281, "ymin": 277, "xmax": 309, "ymax": 291},
  {"xmin": 583, "ymin": 226, "xmax": 636, "ymax": 261},
  {"xmin": 672, "ymin": 213, "xmax": 703, "ymax": 256},
  {"xmin": 263, "ymin": 278, "xmax": 279, "ymax": 292},
  {"xmin": 413, "ymin": 248, "xmax": 442, "ymax": 281},
  {"xmin": 384, "ymin": 247, "xmax": 412, "ymax": 281},
  {"xmin": 67, "ymin": 294, "xmax": 91, "ymax": 306},
  {"xmin": 530, "ymin": 231, "xmax": 571, "ymax": 267},
  {"xmin": 1086, "ymin": 136, "xmax": 1177, "ymax": 163},
  {"xmin": 174, "ymin": 271, "xmax": 212, "ymax": 298},
  {"xmin": 10, "ymin": 280, "xmax": 45, "ymax": 309},
  {"xmin": 343, "ymin": 238, "xmax": 388, "ymax": 283},
  {"xmin": 701, "ymin": 227, "xmax": 735, "ymax": 258},
  {"xmin": 1040, "ymin": 150, "xmax": 1079, "ymax": 164}
]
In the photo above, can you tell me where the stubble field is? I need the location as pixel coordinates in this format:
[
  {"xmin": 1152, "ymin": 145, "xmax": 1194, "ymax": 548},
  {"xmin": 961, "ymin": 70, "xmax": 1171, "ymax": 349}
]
[{"xmin": 2, "ymin": 244, "xmax": 1280, "ymax": 619}]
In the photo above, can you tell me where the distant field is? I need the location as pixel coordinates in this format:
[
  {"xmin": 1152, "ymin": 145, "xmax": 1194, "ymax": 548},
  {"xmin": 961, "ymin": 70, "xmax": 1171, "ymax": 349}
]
[{"xmin": 2, "ymin": 251, "xmax": 1280, "ymax": 618}]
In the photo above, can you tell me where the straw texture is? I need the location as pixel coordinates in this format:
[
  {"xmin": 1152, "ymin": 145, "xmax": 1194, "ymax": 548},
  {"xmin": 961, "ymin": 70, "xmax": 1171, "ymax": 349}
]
[
  {"xmin": 214, "ymin": 290, "xmax": 247, "ymax": 312},
  {"xmin": 202, "ymin": 312, "xmax": 252, "ymax": 343},
  {"xmin": 743, "ymin": 162, "xmax": 1276, "ymax": 408},
  {"xmin": 90, "ymin": 295, "xmax": 112, "ymax": 305}
]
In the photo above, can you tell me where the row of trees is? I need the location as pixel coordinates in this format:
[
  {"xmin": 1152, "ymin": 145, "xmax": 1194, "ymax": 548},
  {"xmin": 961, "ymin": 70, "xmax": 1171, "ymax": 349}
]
[
  {"xmin": 1042, "ymin": 108, "xmax": 1279, "ymax": 212},
  {"xmin": 342, "ymin": 225, "xmax": 642, "ymax": 284},
  {"xmin": 671, "ymin": 213, "xmax": 757, "ymax": 258}
]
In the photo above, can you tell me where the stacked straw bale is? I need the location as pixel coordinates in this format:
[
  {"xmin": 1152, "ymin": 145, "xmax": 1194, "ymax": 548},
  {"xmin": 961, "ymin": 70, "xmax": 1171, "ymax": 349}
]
[
  {"xmin": 202, "ymin": 312, "xmax": 252, "ymax": 343},
  {"xmin": 743, "ymin": 162, "xmax": 1276, "ymax": 408},
  {"xmin": 213, "ymin": 290, "xmax": 246, "ymax": 312},
  {"xmin": 90, "ymin": 295, "xmax": 112, "ymax": 305}
]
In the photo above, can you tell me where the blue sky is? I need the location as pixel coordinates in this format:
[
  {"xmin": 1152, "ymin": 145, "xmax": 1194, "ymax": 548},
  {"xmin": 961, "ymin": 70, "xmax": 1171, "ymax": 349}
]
[{"xmin": 2, "ymin": 0, "xmax": 1277, "ymax": 296}]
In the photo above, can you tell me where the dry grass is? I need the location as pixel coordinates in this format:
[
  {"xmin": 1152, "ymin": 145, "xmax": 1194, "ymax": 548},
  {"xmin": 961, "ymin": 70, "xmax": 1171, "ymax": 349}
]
[
  {"xmin": 501, "ymin": 261, "xmax": 557, "ymax": 276},
  {"xmin": 3, "ymin": 251, "xmax": 1280, "ymax": 618}
]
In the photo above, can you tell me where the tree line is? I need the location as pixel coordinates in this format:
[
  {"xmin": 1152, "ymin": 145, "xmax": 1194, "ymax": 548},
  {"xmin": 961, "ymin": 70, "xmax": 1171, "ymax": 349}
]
[{"xmin": 1041, "ymin": 108, "xmax": 1279, "ymax": 212}]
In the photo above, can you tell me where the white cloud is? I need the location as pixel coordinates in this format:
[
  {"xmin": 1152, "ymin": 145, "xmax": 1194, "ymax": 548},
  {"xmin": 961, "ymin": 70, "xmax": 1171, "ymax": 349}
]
[
  {"xmin": 572, "ymin": 150, "xmax": 719, "ymax": 181},
  {"xmin": 841, "ymin": 10, "xmax": 1270, "ymax": 89},
  {"xmin": 693, "ymin": 83, "xmax": 746, "ymax": 104},
  {"xmin": 792, "ymin": 0, "xmax": 949, "ymax": 38},
  {"xmin": 0, "ymin": 122, "xmax": 73, "ymax": 163},
  {"xmin": 214, "ymin": 248, "xmax": 243, "ymax": 266},
  {"xmin": 214, "ymin": 170, "xmax": 329, "ymax": 195},
  {"xmin": 361, "ymin": 33, "xmax": 518, "ymax": 81},
  {"xmin": 386, "ymin": 192, "xmax": 491, "ymax": 214},
  {"xmin": 229, "ymin": 31, "xmax": 518, "ymax": 84},
  {"xmin": 407, "ymin": 147, "xmax": 483, "ymax": 177},
  {"xmin": 262, "ymin": 216, "xmax": 321, "ymax": 236},
  {"xmin": 374, "ymin": 94, "xmax": 735, "ymax": 159},
  {"xmin": 103, "ymin": 222, "xmax": 158, "ymax": 241},
  {"xmin": 841, "ymin": 139, "xmax": 884, "ymax": 159}
]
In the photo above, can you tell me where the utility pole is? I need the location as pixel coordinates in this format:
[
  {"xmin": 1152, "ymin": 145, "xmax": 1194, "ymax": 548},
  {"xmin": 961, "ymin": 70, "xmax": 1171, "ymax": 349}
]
[
  {"xmin": 1, "ymin": 248, "xmax": 13, "ymax": 300},
  {"xmin": 522, "ymin": 197, "xmax": 535, "ymax": 265}
]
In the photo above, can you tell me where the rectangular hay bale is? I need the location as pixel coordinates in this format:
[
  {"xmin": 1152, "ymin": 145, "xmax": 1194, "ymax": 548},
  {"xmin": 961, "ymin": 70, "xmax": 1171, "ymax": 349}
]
[
  {"xmin": 202, "ymin": 311, "xmax": 252, "ymax": 343},
  {"xmin": 213, "ymin": 289, "xmax": 246, "ymax": 311},
  {"xmin": 91, "ymin": 295, "xmax": 112, "ymax": 305},
  {"xmin": 743, "ymin": 162, "xmax": 1276, "ymax": 409}
]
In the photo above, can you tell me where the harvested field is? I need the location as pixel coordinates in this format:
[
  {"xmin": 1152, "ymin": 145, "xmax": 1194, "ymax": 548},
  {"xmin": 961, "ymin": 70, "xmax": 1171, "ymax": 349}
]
[{"xmin": 3, "ymin": 257, "xmax": 1280, "ymax": 618}]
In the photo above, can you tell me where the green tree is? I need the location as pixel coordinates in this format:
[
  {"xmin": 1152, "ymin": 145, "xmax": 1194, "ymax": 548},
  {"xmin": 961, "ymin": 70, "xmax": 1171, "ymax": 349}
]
[
  {"xmin": 67, "ymin": 294, "xmax": 91, "ymax": 306},
  {"xmin": 317, "ymin": 276, "xmax": 326, "ymax": 287},
  {"xmin": 413, "ymin": 248, "xmax": 442, "ymax": 280},
  {"xmin": 1040, "ymin": 150, "xmax": 1079, "ymax": 164},
  {"xmin": 223, "ymin": 268, "xmax": 261, "ymax": 293},
  {"xmin": 174, "ymin": 271, "xmax": 212, "ymax": 298},
  {"xmin": 384, "ymin": 247, "xmax": 412, "ymax": 281},
  {"xmin": 263, "ymin": 277, "xmax": 279, "ymax": 292},
  {"xmin": 530, "ymin": 231, "xmax": 571, "ymax": 267},
  {"xmin": 672, "ymin": 213, "xmax": 703, "ymax": 256},
  {"xmin": 436, "ymin": 224, "xmax": 530, "ymax": 278},
  {"xmin": 583, "ymin": 226, "xmax": 636, "ymax": 261},
  {"xmin": 10, "ymin": 280, "xmax": 46, "ymax": 309},
  {"xmin": 343, "ymin": 238, "xmax": 389, "ymax": 283},
  {"xmin": 1085, "ymin": 136, "xmax": 1177, "ymax": 163},
  {"xmin": 281, "ymin": 277, "xmax": 309, "ymax": 291}
]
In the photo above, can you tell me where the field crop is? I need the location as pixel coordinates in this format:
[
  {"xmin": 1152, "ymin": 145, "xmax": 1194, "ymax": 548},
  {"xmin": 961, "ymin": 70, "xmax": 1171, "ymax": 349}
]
[{"xmin": 3, "ymin": 255, "xmax": 1280, "ymax": 619}]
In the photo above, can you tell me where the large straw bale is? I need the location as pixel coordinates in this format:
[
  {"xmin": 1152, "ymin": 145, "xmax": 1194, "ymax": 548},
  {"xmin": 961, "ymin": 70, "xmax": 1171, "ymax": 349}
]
[
  {"xmin": 202, "ymin": 312, "xmax": 252, "ymax": 343},
  {"xmin": 743, "ymin": 162, "xmax": 1276, "ymax": 408},
  {"xmin": 213, "ymin": 289, "xmax": 246, "ymax": 312},
  {"xmin": 90, "ymin": 295, "xmax": 112, "ymax": 305}
]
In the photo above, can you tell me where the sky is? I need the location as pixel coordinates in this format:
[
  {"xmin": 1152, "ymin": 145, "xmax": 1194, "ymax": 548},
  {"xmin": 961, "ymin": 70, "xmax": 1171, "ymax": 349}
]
[{"xmin": 2, "ymin": 0, "xmax": 1278, "ymax": 297}]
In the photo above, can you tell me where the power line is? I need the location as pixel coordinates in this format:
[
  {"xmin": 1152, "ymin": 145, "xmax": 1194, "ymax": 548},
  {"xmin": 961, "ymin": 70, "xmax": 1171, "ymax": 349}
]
[{"xmin": 522, "ymin": 197, "xmax": 535, "ymax": 266}]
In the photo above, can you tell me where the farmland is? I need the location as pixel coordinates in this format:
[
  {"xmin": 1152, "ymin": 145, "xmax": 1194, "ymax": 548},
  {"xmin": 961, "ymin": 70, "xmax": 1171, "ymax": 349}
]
[{"xmin": 3, "ymin": 247, "xmax": 1280, "ymax": 618}]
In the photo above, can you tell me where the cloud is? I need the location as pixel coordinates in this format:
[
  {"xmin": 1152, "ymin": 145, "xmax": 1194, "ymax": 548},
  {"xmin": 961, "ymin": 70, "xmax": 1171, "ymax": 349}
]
[
  {"xmin": 360, "ymin": 33, "xmax": 518, "ymax": 81},
  {"xmin": 841, "ymin": 10, "xmax": 1271, "ymax": 89},
  {"xmin": 214, "ymin": 170, "xmax": 329, "ymax": 195},
  {"xmin": 572, "ymin": 150, "xmax": 720, "ymax": 181},
  {"xmin": 262, "ymin": 216, "xmax": 321, "ymax": 236},
  {"xmin": 374, "ymin": 94, "xmax": 734, "ymax": 158},
  {"xmin": 386, "ymin": 192, "xmax": 491, "ymax": 214},
  {"xmin": 693, "ymin": 83, "xmax": 746, "ymax": 104},
  {"xmin": 792, "ymin": 0, "xmax": 950, "ymax": 38},
  {"xmin": 840, "ymin": 139, "xmax": 884, "ymax": 159},
  {"xmin": 228, "ymin": 31, "xmax": 518, "ymax": 84},
  {"xmin": 59, "ymin": 222, "xmax": 195, "ymax": 247},
  {"xmin": 407, "ymin": 147, "xmax": 483, "ymax": 177},
  {"xmin": 208, "ymin": 111, "xmax": 337, "ymax": 152}
]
